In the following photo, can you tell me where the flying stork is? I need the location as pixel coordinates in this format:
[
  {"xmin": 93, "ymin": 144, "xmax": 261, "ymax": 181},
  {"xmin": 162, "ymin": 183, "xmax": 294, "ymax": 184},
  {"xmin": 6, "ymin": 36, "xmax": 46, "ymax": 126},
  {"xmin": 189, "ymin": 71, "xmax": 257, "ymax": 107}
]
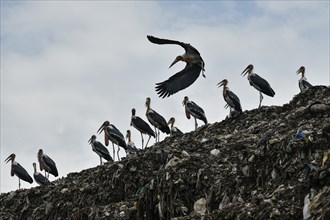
[
  {"xmin": 217, "ymin": 79, "xmax": 242, "ymax": 117},
  {"xmin": 241, "ymin": 64, "xmax": 275, "ymax": 108},
  {"xmin": 183, "ymin": 96, "xmax": 207, "ymax": 130},
  {"xmin": 5, "ymin": 153, "xmax": 33, "ymax": 189},
  {"xmin": 167, "ymin": 117, "xmax": 184, "ymax": 136},
  {"xmin": 97, "ymin": 121, "xmax": 127, "ymax": 161},
  {"xmin": 126, "ymin": 130, "xmax": 138, "ymax": 155},
  {"xmin": 296, "ymin": 66, "xmax": 313, "ymax": 92},
  {"xmin": 32, "ymin": 162, "xmax": 50, "ymax": 186},
  {"xmin": 147, "ymin": 35, "xmax": 205, "ymax": 98},
  {"xmin": 145, "ymin": 97, "xmax": 170, "ymax": 142},
  {"xmin": 130, "ymin": 108, "xmax": 156, "ymax": 149},
  {"xmin": 88, "ymin": 135, "xmax": 113, "ymax": 165},
  {"xmin": 37, "ymin": 149, "xmax": 58, "ymax": 179}
]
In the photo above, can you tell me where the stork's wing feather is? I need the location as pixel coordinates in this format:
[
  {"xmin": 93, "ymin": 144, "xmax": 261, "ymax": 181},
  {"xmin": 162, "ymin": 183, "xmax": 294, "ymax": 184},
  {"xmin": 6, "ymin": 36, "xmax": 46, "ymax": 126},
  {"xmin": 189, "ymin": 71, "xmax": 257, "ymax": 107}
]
[
  {"xmin": 132, "ymin": 117, "xmax": 156, "ymax": 137},
  {"xmin": 13, "ymin": 163, "xmax": 33, "ymax": 183},
  {"xmin": 107, "ymin": 125, "xmax": 127, "ymax": 149},
  {"xmin": 147, "ymin": 35, "xmax": 200, "ymax": 55},
  {"xmin": 187, "ymin": 101, "xmax": 207, "ymax": 124},
  {"xmin": 156, "ymin": 63, "xmax": 201, "ymax": 98},
  {"xmin": 302, "ymin": 80, "xmax": 313, "ymax": 88},
  {"xmin": 43, "ymin": 155, "xmax": 58, "ymax": 177},
  {"xmin": 250, "ymin": 74, "xmax": 275, "ymax": 97},
  {"xmin": 34, "ymin": 173, "xmax": 50, "ymax": 186},
  {"xmin": 227, "ymin": 90, "xmax": 242, "ymax": 112},
  {"xmin": 147, "ymin": 111, "xmax": 170, "ymax": 134},
  {"xmin": 93, "ymin": 141, "xmax": 112, "ymax": 161}
]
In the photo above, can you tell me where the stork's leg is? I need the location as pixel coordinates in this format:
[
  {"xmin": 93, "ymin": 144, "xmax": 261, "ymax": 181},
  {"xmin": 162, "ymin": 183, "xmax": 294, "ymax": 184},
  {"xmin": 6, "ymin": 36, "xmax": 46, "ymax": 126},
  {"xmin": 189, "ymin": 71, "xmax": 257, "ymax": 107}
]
[
  {"xmin": 154, "ymin": 127, "xmax": 157, "ymax": 143},
  {"xmin": 194, "ymin": 117, "xmax": 198, "ymax": 130},
  {"xmin": 145, "ymin": 135, "xmax": 151, "ymax": 149},
  {"xmin": 140, "ymin": 132, "xmax": 144, "ymax": 149},
  {"xmin": 18, "ymin": 177, "xmax": 21, "ymax": 189},
  {"xmin": 117, "ymin": 145, "xmax": 120, "ymax": 161},
  {"xmin": 112, "ymin": 143, "xmax": 115, "ymax": 161},
  {"xmin": 259, "ymin": 92, "xmax": 263, "ymax": 108},
  {"xmin": 100, "ymin": 156, "xmax": 103, "ymax": 165},
  {"xmin": 157, "ymin": 129, "xmax": 160, "ymax": 142}
]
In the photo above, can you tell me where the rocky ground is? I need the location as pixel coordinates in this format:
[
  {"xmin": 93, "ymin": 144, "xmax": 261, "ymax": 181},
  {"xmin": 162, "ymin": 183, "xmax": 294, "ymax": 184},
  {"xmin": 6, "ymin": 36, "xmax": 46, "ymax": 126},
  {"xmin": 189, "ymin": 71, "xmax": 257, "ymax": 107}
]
[{"xmin": 1, "ymin": 86, "xmax": 330, "ymax": 220}]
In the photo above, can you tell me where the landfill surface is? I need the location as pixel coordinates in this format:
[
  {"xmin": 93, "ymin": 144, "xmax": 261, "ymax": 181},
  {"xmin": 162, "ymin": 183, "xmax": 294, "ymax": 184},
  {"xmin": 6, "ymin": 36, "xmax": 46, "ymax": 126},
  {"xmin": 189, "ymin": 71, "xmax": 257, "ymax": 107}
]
[{"xmin": 1, "ymin": 86, "xmax": 330, "ymax": 220}]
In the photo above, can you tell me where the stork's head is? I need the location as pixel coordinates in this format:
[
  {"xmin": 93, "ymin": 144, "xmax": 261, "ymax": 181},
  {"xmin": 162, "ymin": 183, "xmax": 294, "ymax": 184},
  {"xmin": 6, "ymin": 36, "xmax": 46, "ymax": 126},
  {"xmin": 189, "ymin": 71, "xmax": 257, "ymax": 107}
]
[
  {"xmin": 182, "ymin": 96, "xmax": 189, "ymax": 106},
  {"xmin": 167, "ymin": 117, "xmax": 175, "ymax": 125},
  {"xmin": 169, "ymin": 55, "xmax": 184, "ymax": 68},
  {"xmin": 32, "ymin": 162, "xmax": 37, "ymax": 171},
  {"xmin": 145, "ymin": 97, "xmax": 151, "ymax": 108},
  {"xmin": 88, "ymin": 135, "xmax": 97, "ymax": 144},
  {"xmin": 97, "ymin": 121, "xmax": 110, "ymax": 134},
  {"xmin": 296, "ymin": 66, "xmax": 305, "ymax": 77},
  {"xmin": 37, "ymin": 149, "xmax": 43, "ymax": 157},
  {"xmin": 241, "ymin": 64, "xmax": 254, "ymax": 77},
  {"xmin": 5, "ymin": 153, "xmax": 15, "ymax": 163},
  {"xmin": 217, "ymin": 79, "xmax": 228, "ymax": 88}
]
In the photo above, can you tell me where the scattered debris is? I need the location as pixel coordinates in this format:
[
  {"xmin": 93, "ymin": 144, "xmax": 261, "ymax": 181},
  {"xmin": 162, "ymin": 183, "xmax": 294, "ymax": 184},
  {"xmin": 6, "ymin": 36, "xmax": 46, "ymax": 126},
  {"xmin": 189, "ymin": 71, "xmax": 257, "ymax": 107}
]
[{"xmin": 1, "ymin": 86, "xmax": 329, "ymax": 219}]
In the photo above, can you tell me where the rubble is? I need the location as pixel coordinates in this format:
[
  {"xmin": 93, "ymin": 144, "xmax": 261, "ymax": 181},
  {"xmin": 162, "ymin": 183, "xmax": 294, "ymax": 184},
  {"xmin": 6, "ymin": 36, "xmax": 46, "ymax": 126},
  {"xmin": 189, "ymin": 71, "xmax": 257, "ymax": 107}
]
[{"xmin": 1, "ymin": 86, "xmax": 330, "ymax": 219}]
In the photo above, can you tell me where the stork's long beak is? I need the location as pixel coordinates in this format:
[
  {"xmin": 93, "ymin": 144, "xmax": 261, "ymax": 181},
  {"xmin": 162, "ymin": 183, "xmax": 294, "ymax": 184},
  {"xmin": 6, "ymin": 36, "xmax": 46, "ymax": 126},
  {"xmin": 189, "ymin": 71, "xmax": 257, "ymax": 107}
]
[
  {"xmin": 241, "ymin": 66, "xmax": 250, "ymax": 77},
  {"xmin": 217, "ymin": 81, "xmax": 224, "ymax": 87},
  {"xmin": 88, "ymin": 137, "xmax": 93, "ymax": 144},
  {"xmin": 169, "ymin": 56, "xmax": 180, "ymax": 68},
  {"xmin": 4, "ymin": 155, "xmax": 12, "ymax": 163},
  {"xmin": 97, "ymin": 123, "xmax": 105, "ymax": 134},
  {"xmin": 296, "ymin": 68, "xmax": 302, "ymax": 75}
]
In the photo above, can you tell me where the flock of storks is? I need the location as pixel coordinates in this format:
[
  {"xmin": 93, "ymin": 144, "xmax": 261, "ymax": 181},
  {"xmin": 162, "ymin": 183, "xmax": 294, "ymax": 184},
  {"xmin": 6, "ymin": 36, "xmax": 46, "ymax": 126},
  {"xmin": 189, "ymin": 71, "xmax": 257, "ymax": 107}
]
[{"xmin": 5, "ymin": 35, "xmax": 313, "ymax": 190}]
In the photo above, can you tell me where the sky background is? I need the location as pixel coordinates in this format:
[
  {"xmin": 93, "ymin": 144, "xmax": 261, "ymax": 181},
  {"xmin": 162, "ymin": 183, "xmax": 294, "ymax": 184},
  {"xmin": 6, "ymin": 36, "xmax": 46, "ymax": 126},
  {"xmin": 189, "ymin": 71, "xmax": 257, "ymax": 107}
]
[{"xmin": 1, "ymin": 1, "xmax": 329, "ymax": 193}]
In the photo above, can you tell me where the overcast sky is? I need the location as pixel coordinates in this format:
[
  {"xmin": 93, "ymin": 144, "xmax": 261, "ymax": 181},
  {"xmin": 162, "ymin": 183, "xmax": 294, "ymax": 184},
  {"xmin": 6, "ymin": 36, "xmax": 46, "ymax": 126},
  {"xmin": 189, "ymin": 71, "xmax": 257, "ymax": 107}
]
[{"xmin": 1, "ymin": 1, "xmax": 329, "ymax": 193}]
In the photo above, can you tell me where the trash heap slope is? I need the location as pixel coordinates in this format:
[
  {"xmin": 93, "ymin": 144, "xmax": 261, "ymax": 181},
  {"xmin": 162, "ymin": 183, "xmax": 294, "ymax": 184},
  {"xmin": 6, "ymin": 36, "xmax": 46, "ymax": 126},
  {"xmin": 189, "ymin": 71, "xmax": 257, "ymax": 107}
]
[{"xmin": 1, "ymin": 86, "xmax": 330, "ymax": 220}]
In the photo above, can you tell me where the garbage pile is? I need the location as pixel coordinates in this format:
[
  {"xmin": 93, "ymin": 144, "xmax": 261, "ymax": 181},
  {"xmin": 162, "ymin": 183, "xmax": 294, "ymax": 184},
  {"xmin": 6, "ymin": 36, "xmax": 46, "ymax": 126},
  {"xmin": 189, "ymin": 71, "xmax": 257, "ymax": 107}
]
[{"xmin": 1, "ymin": 86, "xmax": 329, "ymax": 220}]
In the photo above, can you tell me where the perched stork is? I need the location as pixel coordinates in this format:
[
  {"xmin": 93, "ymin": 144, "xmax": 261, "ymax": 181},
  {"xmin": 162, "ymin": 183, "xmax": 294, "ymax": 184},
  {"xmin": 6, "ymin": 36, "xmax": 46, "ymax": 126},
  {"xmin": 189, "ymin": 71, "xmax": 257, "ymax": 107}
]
[
  {"xmin": 97, "ymin": 121, "xmax": 127, "ymax": 161},
  {"xmin": 241, "ymin": 64, "xmax": 275, "ymax": 108},
  {"xmin": 5, "ymin": 154, "xmax": 33, "ymax": 189},
  {"xmin": 145, "ymin": 97, "xmax": 170, "ymax": 142},
  {"xmin": 296, "ymin": 66, "xmax": 313, "ymax": 92},
  {"xmin": 88, "ymin": 135, "xmax": 113, "ymax": 165},
  {"xmin": 37, "ymin": 149, "xmax": 58, "ymax": 178},
  {"xmin": 32, "ymin": 162, "xmax": 50, "ymax": 186},
  {"xmin": 130, "ymin": 108, "xmax": 156, "ymax": 149},
  {"xmin": 147, "ymin": 35, "xmax": 205, "ymax": 98},
  {"xmin": 126, "ymin": 130, "xmax": 138, "ymax": 155},
  {"xmin": 167, "ymin": 117, "xmax": 184, "ymax": 136},
  {"xmin": 217, "ymin": 79, "xmax": 242, "ymax": 117},
  {"xmin": 183, "ymin": 96, "xmax": 207, "ymax": 130}
]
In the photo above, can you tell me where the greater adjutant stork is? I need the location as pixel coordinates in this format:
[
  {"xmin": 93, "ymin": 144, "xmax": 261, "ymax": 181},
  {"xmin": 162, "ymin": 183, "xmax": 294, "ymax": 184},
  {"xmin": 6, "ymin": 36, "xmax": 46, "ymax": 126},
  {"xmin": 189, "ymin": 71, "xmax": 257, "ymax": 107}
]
[
  {"xmin": 37, "ymin": 149, "xmax": 58, "ymax": 179},
  {"xmin": 88, "ymin": 135, "xmax": 113, "ymax": 165},
  {"xmin": 217, "ymin": 79, "xmax": 242, "ymax": 117},
  {"xmin": 97, "ymin": 121, "xmax": 127, "ymax": 161},
  {"xmin": 241, "ymin": 64, "xmax": 275, "ymax": 108},
  {"xmin": 145, "ymin": 97, "xmax": 170, "ymax": 142},
  {"xmin": 296, "ymin": 66, "xmax": 313, "ymax": 92},
  {"xmin": 126, "ymin": 130, "xmax": 138, "ymax": 155},
  {"xmin": 5, "ymin": 154, "xmax": 33, "ymax": 189},
  {"xmin": 183, "ymin": 96, "xmax": 207, "ymax": 130},
  {"xmin": 130, "ymin": 108, "xmax": 156, "ymax": 149},
  {"xmin": 32, "ymin": 162, "xmax": 50, "ymax": 186},
  {"xmin": 167, "ymin": 117, "xmax": 183, "ymax": 136},
  {"xmin": 147, "ymin": 35, "xmax": 205, "ymax": 98}
]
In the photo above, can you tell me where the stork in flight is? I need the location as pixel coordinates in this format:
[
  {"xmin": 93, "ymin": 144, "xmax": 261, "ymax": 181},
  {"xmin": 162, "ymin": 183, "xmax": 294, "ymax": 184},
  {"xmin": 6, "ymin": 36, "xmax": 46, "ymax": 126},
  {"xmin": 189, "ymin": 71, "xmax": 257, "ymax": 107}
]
[
  {"xmin": 147, "ymin": 35, "xmax": 205, "ymax": 98},
  {"xmin": 241, "ymin": 64, "xmax": 275, "ymax": 108}
]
